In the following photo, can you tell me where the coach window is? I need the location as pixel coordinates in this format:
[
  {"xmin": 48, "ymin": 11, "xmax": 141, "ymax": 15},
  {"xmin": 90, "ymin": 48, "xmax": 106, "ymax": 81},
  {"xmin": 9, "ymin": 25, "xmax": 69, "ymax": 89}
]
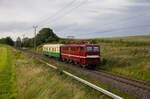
[{"xmin": 86, "ymin": 46, "xmax": 92, "ymax": 52}]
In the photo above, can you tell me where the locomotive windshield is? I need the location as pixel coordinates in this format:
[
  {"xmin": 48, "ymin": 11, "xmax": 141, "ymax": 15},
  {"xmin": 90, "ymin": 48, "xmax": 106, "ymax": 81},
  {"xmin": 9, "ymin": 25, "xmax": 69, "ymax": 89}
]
[
  {"xmin": 86, "ymin": 46, "xmax": 92, "ymax": 52},
  {"xmin": 93, "ymin": 47, "xmax": 99, "ymax": 52},
  {"xmin": 86, "ymin": 46, "xmax": 99, "ymax": 52}
]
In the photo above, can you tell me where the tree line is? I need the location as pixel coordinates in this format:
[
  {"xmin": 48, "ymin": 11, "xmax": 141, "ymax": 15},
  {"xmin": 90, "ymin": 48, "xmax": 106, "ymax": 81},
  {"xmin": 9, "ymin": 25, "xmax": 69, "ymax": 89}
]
[
  {"xmin": 0, "ymin": 28, "xmax": 60, "ymax": 48},
  {"xmin": 0, "ymin": 37, "xmax": 14, "ymax": 46}
]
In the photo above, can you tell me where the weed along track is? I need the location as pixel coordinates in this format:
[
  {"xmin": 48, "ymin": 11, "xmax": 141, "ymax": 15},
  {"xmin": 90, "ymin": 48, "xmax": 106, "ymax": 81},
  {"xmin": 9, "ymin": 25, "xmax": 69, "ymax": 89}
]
[{"xmin": 22, "ymin": 49, "xmax": 150, "ymax": 99}]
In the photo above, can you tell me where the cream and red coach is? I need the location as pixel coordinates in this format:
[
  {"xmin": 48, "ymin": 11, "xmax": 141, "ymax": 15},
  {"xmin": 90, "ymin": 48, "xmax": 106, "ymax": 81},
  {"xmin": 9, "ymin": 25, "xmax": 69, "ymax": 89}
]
[{"xmin": 43, "ymin": 42, "xmax": 100, "ymax": 68}]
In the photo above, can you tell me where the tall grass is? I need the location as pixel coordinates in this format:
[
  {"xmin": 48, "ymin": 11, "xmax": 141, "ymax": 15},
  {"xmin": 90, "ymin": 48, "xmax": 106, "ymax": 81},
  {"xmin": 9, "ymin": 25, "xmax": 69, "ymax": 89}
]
[
  {"xmin": 0, "ymin": 46, "xmax": 17, "ymax": 98},
  {"xmin": 98, "ymin": 43, "xmax": 150, "ymax": 82},
  {"xmin": 14, "ymin": 50, "xmax": 112, "ymax": 99}
]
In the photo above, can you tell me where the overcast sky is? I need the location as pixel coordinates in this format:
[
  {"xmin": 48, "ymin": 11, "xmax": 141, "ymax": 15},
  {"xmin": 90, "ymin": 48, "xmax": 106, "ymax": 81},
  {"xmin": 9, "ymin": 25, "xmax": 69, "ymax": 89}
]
[{"xmin": 0, "ymin": 0, "xmax": 150, "ymax": 40}]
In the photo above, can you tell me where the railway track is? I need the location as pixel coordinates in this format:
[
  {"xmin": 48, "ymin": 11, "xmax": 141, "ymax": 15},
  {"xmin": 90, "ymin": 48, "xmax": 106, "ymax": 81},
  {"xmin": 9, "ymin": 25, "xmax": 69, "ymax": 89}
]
[
  {"xmin": 92, "ymin": 70, "xmax": 150, "ymax": 92},
  {"xmin": 20, "ymin": 49, "xmax": 150, "ymax": 98}
]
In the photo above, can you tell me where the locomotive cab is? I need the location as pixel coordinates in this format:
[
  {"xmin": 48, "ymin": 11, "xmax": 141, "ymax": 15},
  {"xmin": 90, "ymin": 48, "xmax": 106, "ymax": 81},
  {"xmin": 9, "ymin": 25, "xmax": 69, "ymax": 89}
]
[{"xmin": 84, "ymin": 45, "xmax": 100, "ymax": 66}]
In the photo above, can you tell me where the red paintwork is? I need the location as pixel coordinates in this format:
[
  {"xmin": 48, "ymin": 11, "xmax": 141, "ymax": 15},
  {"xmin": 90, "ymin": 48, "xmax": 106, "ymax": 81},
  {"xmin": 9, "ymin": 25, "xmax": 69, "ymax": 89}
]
[{"xmin": 61, "ymin": 44, "xmax": 100, "ymax": 66}]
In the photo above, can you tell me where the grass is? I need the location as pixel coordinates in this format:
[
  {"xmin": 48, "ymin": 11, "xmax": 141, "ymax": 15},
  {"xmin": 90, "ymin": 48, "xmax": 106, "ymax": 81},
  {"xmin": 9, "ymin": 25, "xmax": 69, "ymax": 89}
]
[
  {"xmin": 81, "ymin": 35, "xmax": 150, "ymax": 83},
  {"xmin": 101, "ymin": 35, "xmax": 150, "ymax": 42},
  {"xmin": 33, "ymin": 52, "xmax": 137, "ymax": 99},
  {"xmin": 87, "ymin": 35, "xmax": 150, "ymax": 46},
  {"xmin": 95, "ymin": 36, "xmax": 150, "ymax": 82},
  {"xmin": 12, "ymin": 47, "xmax": 112, "ymax": 99},
  {"xmin": 98, "ymin": 43, "xmax": 150, "ymax": 82},
  {"xmin": 0, "ymin": 45, "xmax": 17, "ymax": 98}
]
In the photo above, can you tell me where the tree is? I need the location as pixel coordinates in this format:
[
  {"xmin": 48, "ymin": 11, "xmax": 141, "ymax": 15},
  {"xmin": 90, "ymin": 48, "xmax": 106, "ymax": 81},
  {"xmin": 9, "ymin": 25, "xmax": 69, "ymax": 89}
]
[
  {"xmin": 22, "ymin": 37, "xmax": 33, "ymax": 47},
  {"xmin": 21, "ymin": 28, "xmax": 59, "ymax": 47},
  {"xmin": 5, "ymin": 37, "xmax": 14, "ymax": 46},
  {"xmin": 0, "ymin": 37, "xmax": 14, "ymax": 46},
  {"xmin": 36, "ymin": 28, "xmax": 59, "ymax": 45}
]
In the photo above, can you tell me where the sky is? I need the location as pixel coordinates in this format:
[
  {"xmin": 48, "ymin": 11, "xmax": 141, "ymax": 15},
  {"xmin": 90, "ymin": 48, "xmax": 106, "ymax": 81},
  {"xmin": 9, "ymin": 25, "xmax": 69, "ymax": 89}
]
[{"xmin": 0, "ymin": 0, "xmax": 150, "ymax": 40}]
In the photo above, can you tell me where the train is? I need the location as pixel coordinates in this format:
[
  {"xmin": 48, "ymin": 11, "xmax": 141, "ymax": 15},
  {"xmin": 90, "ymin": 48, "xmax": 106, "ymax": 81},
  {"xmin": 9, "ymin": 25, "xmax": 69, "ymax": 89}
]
[{"xmin": 42, "ymin": 41, "xmax": 100, "ymax": 68}]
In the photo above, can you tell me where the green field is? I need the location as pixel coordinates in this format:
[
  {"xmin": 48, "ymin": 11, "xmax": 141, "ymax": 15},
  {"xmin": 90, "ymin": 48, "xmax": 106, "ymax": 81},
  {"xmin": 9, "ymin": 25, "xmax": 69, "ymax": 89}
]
[
  {"xmin": 0, "ymin": 45, "xmax": 17, "ymax": 98},
  {"xmin": 92, "ymin": 35, "xmax": 150, "ymax": 82},
  {"xmin": 99, "ymin": 42, "xmax": 150, "ymax": 82},
  {"xmin": 100, "ymin": 35, "xmax": 150, "ymax": 42}
]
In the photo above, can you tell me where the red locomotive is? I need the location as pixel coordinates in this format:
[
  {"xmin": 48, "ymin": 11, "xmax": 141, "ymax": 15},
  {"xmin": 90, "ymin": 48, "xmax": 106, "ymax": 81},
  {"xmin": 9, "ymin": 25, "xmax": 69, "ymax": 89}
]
[{"xmin": 61, "ymin": 41, "xmax": 100, "ymax": 68}]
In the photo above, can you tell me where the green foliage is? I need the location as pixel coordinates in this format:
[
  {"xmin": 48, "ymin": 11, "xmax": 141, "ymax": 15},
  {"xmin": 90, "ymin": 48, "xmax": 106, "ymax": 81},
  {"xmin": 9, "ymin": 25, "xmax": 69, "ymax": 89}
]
[
  {"xmin": 90, "ymin": 39, "xmax": 97, "ymax": 44},
  {"xmin": 22, "ymin": 28, "xmax": 59, "ymax": 47},
  {"xmin": 36, "ymin": 28, "xmax": 59, "ymax": 45},
  {"xmin": 0, "ymin": 37, "xmax": 14, "ymax": 46},
  {"xmin": 22, "ymin": 37, "xmax": 33, "ymax": 47}
]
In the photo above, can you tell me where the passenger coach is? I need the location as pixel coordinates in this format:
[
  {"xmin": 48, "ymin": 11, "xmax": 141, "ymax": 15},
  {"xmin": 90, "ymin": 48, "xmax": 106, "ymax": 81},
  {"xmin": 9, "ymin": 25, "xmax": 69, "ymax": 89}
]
[{"xmin": 43, "ymin": 44, "xmax": 62, "ymax": 58}]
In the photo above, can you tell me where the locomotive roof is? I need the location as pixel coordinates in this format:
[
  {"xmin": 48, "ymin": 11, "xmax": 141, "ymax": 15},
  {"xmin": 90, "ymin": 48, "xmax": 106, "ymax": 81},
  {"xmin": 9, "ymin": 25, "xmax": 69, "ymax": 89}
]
[
  {"xmin": 43, "ymin": 44, "xmax": 62, "ymax": 47},
  {"xmin": 62, "ymin": 44, "xmax": 99, "ymax": 46}
]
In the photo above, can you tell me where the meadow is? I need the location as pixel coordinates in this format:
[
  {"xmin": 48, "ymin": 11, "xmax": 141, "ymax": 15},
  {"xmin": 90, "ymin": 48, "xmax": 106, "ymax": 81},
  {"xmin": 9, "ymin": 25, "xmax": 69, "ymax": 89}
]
[
  {"xmin": 91, "ymin": 35, "xmax": 150, "ymax": 82},
  {"xmin": 0, "ymin": 45, "xmax": 17, "ymax": 98}
]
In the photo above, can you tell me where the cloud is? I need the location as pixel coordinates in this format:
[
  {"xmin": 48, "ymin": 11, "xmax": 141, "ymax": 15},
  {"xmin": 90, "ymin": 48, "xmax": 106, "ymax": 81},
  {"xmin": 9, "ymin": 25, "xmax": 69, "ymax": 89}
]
[{"xmin": 0, "ymin": 0, "xmax": 150, "ymax": 40}]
